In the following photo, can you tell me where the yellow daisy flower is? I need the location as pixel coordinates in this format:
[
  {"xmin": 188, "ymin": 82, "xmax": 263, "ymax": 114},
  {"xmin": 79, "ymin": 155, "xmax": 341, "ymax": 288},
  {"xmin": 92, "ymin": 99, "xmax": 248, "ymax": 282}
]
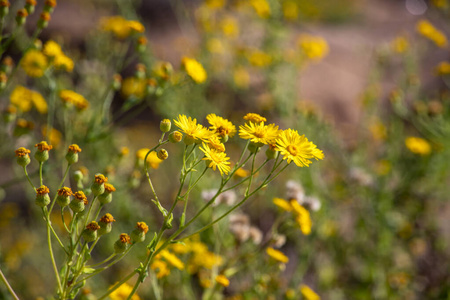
[
  {"xmin": 206, "ymin": 113, "xmax": 237, "ymax": 138},
  {"xmin": 300, "ymin": 284, "xmax": 321, "ymax": 300},
  {"xmin": 59, "ymin": 90, "xmax": 89, "ymax": 110},
  {"xmin": 54, "ymin": 54, "xmax": 74, "ymax": 72},
  {"xmin": 243, "ymin": 113, "xmax": 266, "ymax": 123},
  {"xmin": 21, "ymin": 50, "xmax": 48, "ymax": 78},
  {"xmin": 43, "ymin": 40, "xmax": 63, "ymax": 57},
  {"xmin": 276, "ymin": 129, "xmax": 324, "ymax": 167},
  {"xmin": 405, "ymin": 137, "xmax": 431, "ymax": 155},
  {"xmin": 208, "ymin": 135, "xmax": 226, "ymax": 152},
  {"xmin": 182, "ymin": 57, "xmax": 207, "ymax": 83},
  {"xmin": 136, "ymin": 149, "xmax": 163, "ymax": 169},
  {"xmin": 174, "ymin": 114, "xmax": 212, "ymax": 144},
  {"xmin": 10, "ymin": 85, "xmax": 47, "ymax": 114},
  {"xmin": 290, "ymin": 200, "xmax": 311, "ymax": 235},
  {"xmin": 200, "ymin": 143, "xmax": 231, "ymax": 176},
  {"xmin": 109, "ymin": 282, "xmax": 141, "ymax": 300},
  {"xmin": 266, "ymin": 247, "xmax": 289, "ymax": 263},
  {"xmin": 239, "ymin": 122, "xmax": 280, "ymax": 145}
]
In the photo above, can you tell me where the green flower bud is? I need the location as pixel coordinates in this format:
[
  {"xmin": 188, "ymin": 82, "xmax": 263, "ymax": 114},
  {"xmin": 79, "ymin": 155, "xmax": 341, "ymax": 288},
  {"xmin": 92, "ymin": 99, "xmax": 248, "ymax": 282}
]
[
  {"xmin": 98, "ymin": 183, "xmax": 115, "ymax": 205},
  {"xmin": 112, "ymin": 74, "xmax": 122, "ymax": 91},
  {"xmin": 82, "ymin": 222, "xmax": 100, "ymax": 242},
  {"xmin": 91, "ymin": 174, "xmax": 108, "ymax": 196},
  {"xmin": 35, "ymin": 185, "xmax": 51, "ymax": 207},
  {"xmin": 184, "ymin": 135, "xmax": 195, "ymax": 145},
  {"xmin": 169, "ymin": 131, "xmax": 183, "ymax": 143},
  {"xmin": 66, "ymin": 144, "xmax": 82, "ymax": 165},
  {"xmin": 34, "ymin": 141, "xmax": 53, "ymax": 162},
  {"xmin": 24, "ymin": 0, "xmax": 37, "ymax": 14},
  {"xmin": 114, "ymin": 234, "xmax": 131, "ymax": 253},
  {"xmin": 160, "ymin": 119, "xmax": 171, "ymax": 133},
  {"xmin": 265, "ymin": 147, "xmax": 278, "ymax": 160},
  {"xmin": 16, "ymin": 9, "xmax": 28, "ymax": 26},
  {"xmin": 157, "ymin": 149, "xmax": 168, "ymax": 160},
  {"xmin": 15, "ymin": 147, "xmax": 31, "ymax": 166},
  {"xmin": 130, "ymin": 222, "xmax": 149, "ymax": 243},
  {"xmin": 70, "ymin": 191, "xmax": 87, "ymax": 213},
  {"xmin": 73, "ymin": 170, "xmax": 83, "ymax": 182},
  {"xmin": 0, "ymin": 1, "xmax": 10, "ymax": 18},
  {"xmin": 56, "ymin": 187, "xmax": 73, "ymax": 207},
  {"xmin": 43, "ymin": 0, "xmax": 56, "ymax": 13},
  {"xmin": 98, "ymin": 213, "xmax": 115, "ymax": 236},
  {"xmin": 220, "ymin": 134, "xmax": 229, "ymax": 143}
]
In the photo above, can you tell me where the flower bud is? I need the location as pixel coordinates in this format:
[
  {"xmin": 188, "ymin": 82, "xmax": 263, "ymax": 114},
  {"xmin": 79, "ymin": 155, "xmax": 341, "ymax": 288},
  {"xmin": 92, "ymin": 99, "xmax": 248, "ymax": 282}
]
[
  {"xmin": 265, "ymin": 147, "xmax": 278, "ymax": 160},
  {"xmin": 135, "ymin": 63, "xmax": 146, "ymax": 79},
  {"xmin": 34, "ymin": 141, "xmax": 53, "ymax": 162},
  {"xmin": 36, "ymin": 185, "xmax": 50, "ymax": 207},
  {"xmin": 169, "ymin": 131, "xmax": 183, "ymax": 143},
  {"xmin": 56, "ymin": 187, "xmax": 73, "ymax": 207},
  {"xmin": 1, "ymin": 56, "xmax": 13, "ymax": 74},
  {"xmin": 220, "ymin": 134, "xmax": 229, "ymax": 143},
  {"xmin": 15, "ymin": 147, "xmax": 31, "ymax": 167},
  {"xmin": 136, "ymin": 36, "xmax": 147, "ymax": 53},
  {"xmin": 98, "ymin": 213, "xmax": 115, "ymax": 236},
  {"xmin": 37, "ymin": 12, "xmax": 51, "ymax": 29},
  {"xmin": 98, "ymin": 183, "xmax": 115, "ymax": 205},
  {"xmin": 82, "ymin": 221, "xmax": 100, "ymax": 242},
  {"xmin": 91, "ymin": 174, "xmax": 107, "ymax": 196},
  {"xmin": 160, "ymin": 119, "xmax": 171, "ymax": 133},
  {"xmin": 130, "ymin": 222, "xmax": 149, "ymax": 243},
  {"xmin": 157, "ymin": 149, "xmax": 168, "ymax": 160},
  {"xmin": 0, "ymin": 1, "xmax": 10, "ymax": 18},
  {"xmin": 25, "ymin": 0, "xmax": 37, "ymax": 14},
  {"xmin": 16, "ymin": 9, "xmax": 28, "ymax": 26},
  {"xmin": 66, "ymin": 144, "xmax": 82, "ymax": 165},
  {"xmin": 70, "ymin": 191, "xmax": 87, "ymax": 213},
  {"xmin": 248, "ymin": 143, "xmax": 261, "ymax": 153},
  {"xmin": 43, "ymin": 0, "xmax": 56, "ymax": 13},
  {"xmin": 0, "ymin": 72, "xmax": 7, "ymax": 90},
  {"xmin": 3, "ymin": 105, "xmax": 16, "ymax": 123},
  {"xmin": 114, "ymin": 233, "xmax": 131, "ymax": 253},
  {"xmin": 112, "ymin": 74, "xmax": 122, "ymax": 91}
]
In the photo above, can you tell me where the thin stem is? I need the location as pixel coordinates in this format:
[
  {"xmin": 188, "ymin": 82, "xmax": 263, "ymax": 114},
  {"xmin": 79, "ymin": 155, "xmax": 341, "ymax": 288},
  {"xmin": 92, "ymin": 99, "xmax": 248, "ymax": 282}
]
[
  {"xmin": 49, "ymin": 163, "xmax": 71, "ymax": 214},
  {"xmin": 23, "ymin": 166, "xmax": 36, "ymax": 191},
  {"xmin": 0, "ymin": 267, "xmax": 20, "ymax": 300},
  {"xmin": 245, "ymin": 152, "xmax": 258, "ymax": 197},
  {"xmin": 39, "ymin": 162, "xmax": 43, "ymax": 186},
  {"xmin": 83, "ymin": 196, "xmax": 98, "ymax": 227},
  {"xmin": 180, "ymin": 166, "xmax": 208, "ymax": 198},
  {"xmin": 46, "ymin": 219, "xmax": 62, "ymax": 293},
  {"xmin": 86, "ymin": 253, "xmax": 116, "ymax": 268},
  {"xmin": 61, "ymin": 207, "xmax": 71, "ymax": 233}
]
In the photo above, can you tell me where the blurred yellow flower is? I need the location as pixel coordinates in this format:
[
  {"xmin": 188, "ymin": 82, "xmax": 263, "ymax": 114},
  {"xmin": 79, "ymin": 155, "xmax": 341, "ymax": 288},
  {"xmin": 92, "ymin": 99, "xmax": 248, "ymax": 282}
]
[
  {"xmin": 215, "ymin": 274, "xmax": 230, "ymax": 287},
  {"xmin": 416, "ymin": 19, "xmax": 448, "ymax": 48},
  {"xmin": 182, "ymin": 57, "xmax": 207, "ymax": 83},
  {"xmin": 121, "ymin": 77, "xmax": 146, "ymax": 99},
  {"xmin": 369, "ymin": 118, "xmax": 387, "ymax": 141},
  {"xmin": 276, "ymin": 129, "xmax": 324, "ymax": 167},
  {"xmin": 391, "ymin": 36, "xmax": 409, "ymax": 53},
  {"xmin": 266, "ymin": 247, "xmax": 289, "ymax": 263},
  {"xmin": 405, "ymin": 136, "xmax": 431, "ymax": 155},
  {"xmin": 431, "ymin": 0, "xmax": 448, "ymax": 8},
  {"xmin": 43, "ymin": 40, "xmax": 63, "ymax": 57},
  {"xmin": 160, "ymin": 250, "xmax": 185, "ymax": 270},
  {"xmin": 300, "ymin": 284, "xmax": 320, "ymax": 300},
  {"xmin": 10, "ymin": 85, "xmax": 47, "ymax": 114},
  {"xmin": 207, "ymin": 38, "xmax": 225, "ymax": 54},
  {"xmin": 221, "ymin": 16, "xmax": 239, "ymax": 38},
  {"xmin": 250, "ymin": 0, "xmax": 271, "ymax": 18},
  {"xmin": 233, "ymin": 67, "xmax": 250, "ymax": 89},
  {"xmin": 273, "ymin": 197, "xmax": 293, "ymax": 212},
  {"xmin": 59, "ymin": 90, "xmax": 89, "ymax": 110},
  {"xmin": 42, "ymin": 125, "xmax": 62, "ymax": 148},
  {"xmin": 291, "ymin": 200, "xmax": 312, "ymax": 235},
  {"xmin": 21, "ymin": 50, "xmax": 48, "ymax": 77},
  {"xmin": 100, "ymin": 16, "xmax": 145, "ymax": 39},
  {"xmin": 109, "ymin": 283, "xmax": 141, "ymax": 300},
  {"xmin": 54, "ymin": 54, "xmax": 74, "ymax": 72},
  {"xmin": 205, "ymin": 0, "xmax": 225, "ymax": 9},
  {"xmin": 151, "ymin": 260, "xmax": 171, "ymax": 278},
  {"xmin": 136, "ymin": 149, "xmax": 163, "ymax": 169},
  {"xmin": 435, "ymin": 61, "xmax": 450, "ymax": 75},
  {"xmin": 248, "ymin": 49, "xmax": 272, "ymax": 67},
  {"xmin": 283, "ymin": 1, "xmax": 299, "ymax": 21},
  {"xmin": 298, "ymin": 34, "xmax": 329, "ymax": 61},
  {"xmin": 243, "ymin": 113, "xmax": 266, "ymax": 123},
  {"xmin": 234, "ymin": 167, "xmax": 250, "ymax": 177}
]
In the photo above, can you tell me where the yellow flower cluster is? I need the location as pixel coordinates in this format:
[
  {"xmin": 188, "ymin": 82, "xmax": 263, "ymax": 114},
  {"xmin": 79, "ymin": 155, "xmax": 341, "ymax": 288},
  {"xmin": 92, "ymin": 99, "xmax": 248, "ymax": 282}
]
[
  {"xmin": 405, "ymin": 137, "xmax": 431, "ymax": 156},
  {"xmin": 273, "ymin": 198, "xmax": 312, "ymax": 235},
  {"xmin": 416, "ymin": 19, "xmax": 448, "ymax": 48},
  {"xmin": 21, "ymin": 41, "xmax": 74, "ymax": 77},
  {"xmin": 10, "ymin": 85, "xmax": 47, "ymax": 114},
  {"xmin": 250, "ymin": 0, "xmax": 271, "ymax": 19},
  {"xmin": 100, "ymin": 16, "xmax": 145, "ymax": 39},
  {"xmin": 182, "ymin": 57, "xmax": 207, "ymax": 83},
  {"xmin": 298, "ymin": 34, "xmax": 329, "ymax": 61}
]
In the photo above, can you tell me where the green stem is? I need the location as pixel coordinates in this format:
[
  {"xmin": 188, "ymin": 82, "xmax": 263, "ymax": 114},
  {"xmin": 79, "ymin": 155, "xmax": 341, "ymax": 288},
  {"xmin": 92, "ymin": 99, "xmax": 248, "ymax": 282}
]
[
  {"xmin": 49, "ymin": 163, "xmax": 71, "ymax": 214},
  {"xmin": 245, "ymin": 152, "xmax": 258, "ymax": 197},
  {"xmin": 0, "ymin": 267, "xmax": 20, "ymax": 300},
  {"xmin": 39, "ymin": 162, "xmax": 43, "ymax": 186},
  {"xmin": 61, "ymin": 207, "xmax": 71, "ymax": 233},
  {"xmin": 180, "ymin": 166, "xmax": 208, "ymax": 197},
  {"xmin": 23, "ymin": 166, "xmax": 36, "ymax": 191},
  {"xmin": 46, "ymin": 217, "xmax": 63, "ymax": 293},
  {"xmin": 83, "ymin": 196, "xmax": 98, "ymax": 228}
]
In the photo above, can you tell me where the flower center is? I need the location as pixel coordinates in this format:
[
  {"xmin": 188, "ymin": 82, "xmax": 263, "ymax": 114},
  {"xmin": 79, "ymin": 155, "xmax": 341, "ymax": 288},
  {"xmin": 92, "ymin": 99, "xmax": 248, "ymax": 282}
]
[{"xmin": 287, "ymin": 144, "xmax": 299, "ymax": 155}]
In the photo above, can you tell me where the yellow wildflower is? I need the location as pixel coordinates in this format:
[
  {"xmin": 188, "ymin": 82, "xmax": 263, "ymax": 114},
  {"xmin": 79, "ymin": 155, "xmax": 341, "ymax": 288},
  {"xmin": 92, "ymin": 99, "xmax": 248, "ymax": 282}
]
[
  {"xmin": 54, "ymin": 54, "xmax": 74, "ymax": 72},
  {"xmin": 128, "ymin": 20, "xmax": 145, "ymax": 33},
  {"xmin": 248, "ymin": 49, "xmax": 272, "ymax": 67},
  {"xmin": 206, "ymin": 113, "xmax": 236, "ymax": 138},
  {"xmin": 59, "ymin": 90, "xmax": 89, "ymax": 110},
  {"xmin": 43, "ymin": 40, "xmax": 63, "ymax": 57},
  {"xmin": 100, "ymin": 16, "xmax": 145, "ymax": 39},
  {"xmin": 10, "ymin": 85, "xmax": 47, "ymax": 114},
  {"xmin": 298, "ymin": 34, "xmax": 329, "ymax": 61},
  {"xmin": 215, "ymin": 274, "xmax": 230, "ymax": 287},
  {"xmin": 391, "ymin": 36, "xmax": 409, "ymax": 53},
  {"xmin": 239, "ymin": 122, "xmax": 280, "ymax": 145},
  {"xmin": 208, "ymin": 135, "xmax": 226, "ymax": 152},
  {"xmin": 233, "ymin": 67, "xmax": 250, "ymax": 89},
  {"xmin": 290, "ymin": 200, "xmax": 311, "ymax": 235},
  {"xmin": 234, "ymin": 168, "xmax": 250, "ymax": 177},
  {"xmin": 136, "ymin": 149, "xmax": 163, "ymax": 169},
  {"xmin": 109, "ymin": 282, "xmax": 141, "ymax": 300},
  {"xmin": 283, "ymin": 1, "xmax": 299, "ymax": 21},
  {"xmin": 174, "ymin": 114, "xmax": 212, "ymax": 144},
  {"xmin": 221, "ymin": 16, "xmax": 239, "ymax": 38},
  {"xmin": 205, "ymin": 0, "xmax": 225, "ymax": 9},
  {"xmin": 250, "ymin": 0, "xmax": 271, "ymax": 18},
  {"xmin": 243, "ymin": 113, "xmax": 266, "ymax": 123},
  {"xmin": 207, "ymin": 38, "xmax": 225, "ymax": 54},
  {"xmin": 435, "ymin": 61, "xmax": 450, "ymax": 75},
  {"xmin": 42, "ymin": 125, "xmax": 62, "ymax": 148},
  {"xmin": 275, "ymin": 129, "xmax": 324, "ymax": 167},
  {"xmin": 300, "ymin": 284, "xmax": 320, "ymax": 300},
  {"xmin": 200, "ymin": 143, "xmax": 231, "ymax": 175},
  {"xmin": 416, "ymin": 19, "xmax": 448, "ymax": 48},
  {"xmin": 266, "ymin": 247, "xmax": 289, "ymax": 263},
  {"xmin": 151, "ymin": 260, "xmax": 171, "ymax": 279},
  {"xmin": 21, "ymin": 50, "xmax": 47, "ymax": 77},
  {"xmin": 369, "ymin": 118, "xmax": 387, "ymax": 141},
  {"xmin": 431, "ymin": 0, "xmax": 448, "ymax": 8},
  {"xmin": 182, "ymin": 57, "xmax": 207, "ymax": 83},
  {"xmin": 405, "ymin": 137, "xmax": 431, "ymax": 155},
  {"xmin": 273, "ymin": 197, "xmax": 292, "ymax": 212},
  {"xmin": 160, "ymin": 250, "xmax": 185, "ymax": 270},
  {"xmin": 121, "ymin": 77, "xmax": 146, "ymax": 99}
]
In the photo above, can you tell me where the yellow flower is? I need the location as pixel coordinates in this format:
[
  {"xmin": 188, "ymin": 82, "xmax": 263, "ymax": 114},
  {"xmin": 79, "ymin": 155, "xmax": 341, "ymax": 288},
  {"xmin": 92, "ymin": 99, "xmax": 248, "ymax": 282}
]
[
  {"xmin": 220, "ymin": 16, "xmax": 239, "ymax": 38},
  {"xmin": 290, "ymin": 200, "xmax": 311, "ymax": 235},
  {"xmin": 416, "ymin": 19, "xmax": 448, "ymax": 48},
  {"xmin": 208, "ymin": 135, "xmax": 226, "ymax": 152},
  {"xmin": 250, "ymin": 0, "xmax": 271, "ymax": 18},
  {"xmin": 200, "ymin": 143, "xmax": 231, "ymax": 175},
  {"xmin": 42, "ymin": 125, "xmax": 62, "ymax": 148},
  {"xmin": 174, "ymin": 114, "xmax": 212, "ymax": 143},
  {"xmin": 266, "ymin": 247, "xmax": 288, "ymax": 263},
  {"xmin": 369, "ymin": 118, "xmax": 387, "ymax": 141},
  {"xmin": 215, "ymin": 274, "xmax": 230, "ymax": 287},
  {"xmin": 243, "ymin": 113, "xmax": 266, "ymax": 123},
  {"xmin": 239, "ymin": 122, "xmax": 280, "ymax": 145},
  {"xmin": 248, "ymin": 49, "xmax": 272, "ymax": 67},
  {"xmin": 273, "ymin": 197, "xmax": 292, "ymax": 212},
  {"xmin": 298, "ymin": 34, "xmax": 329, "ymax": 61},
  {"xmin": 151, "ymin": 260, "xmax": 171, "ymax": 279},
  {"xmin": 205, "ymin": 0, "xmax": 225, "ymax": 9},
  {"xmin": 206, "ymin": 113, "xmax": 236, "ymax": 138},
  {"xmin": 233, "ymin": 67, "xmax": 250, "ymax": 89},
  {"xmin": 275, "ymin": 129, "xmax": 324, "ymax": 167},
  {"xmin": 391, "ymin": 36, "xmax": 409, "ymax": 53},
  {"xmin": 431, "ymin": 0, "xmax": 448, "ymax": 8},
  {"xmin": 121, "ymin": 77, "xmax": 146, "ymax": 99},
  {"xmin": 283, "ymin": 1, "xmax": 299, "ymax": 21},
  {"xmin": 136, "ymin": 149, "xmax": 163, "ymax": 169},
  {"xmin": 160, "ymin": 250, "xmax": 185, "ymax": 270},
  {"xmin": 10, "ymin": 85, "xmax": 47, "ymax": 114},
  {"xmin": 300, "ymin": 284, "xmax": 320, "ymax": 300},
  {"xmin": 54, "ymin": 54, "xmax": 74, "ymax": 72},
  {"xmin": 43, "ymin": 40, "xmax": 63, "ymax": 57},
  {"xmin": 100, "ymin": 16, "xmax": 145, "ymax": 39},
  {"xmin": 21, "ymin": 50, "xmax": 48, "ymax": 77},
  {"xmin": 127, "ymin": 20, "xmax": 145, "ymax": 33},
  {"xmin": 182, "ymin": 57, "xmax": 207, "ymax": 83},
  {"xmin": 234, "ymin": 167, "xmax": 250, "ymax": 177},
  {"xmin": 59, "ymin": 90, "xmax": 89, "ymax": 110},
  {"xmin": 109, "ymin": 283, "xmax": 141, "ymax": 300},
  {"xmin": 435, "ymin": 61, "xmax": 450, "ymax": 75},
  {"xmin": 207, "ymin": 38, "xmax": 225, "ymax": 54},
  {"xmin": 405, "ymin": 137, "xmax": 431, "ymax": 155}
]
